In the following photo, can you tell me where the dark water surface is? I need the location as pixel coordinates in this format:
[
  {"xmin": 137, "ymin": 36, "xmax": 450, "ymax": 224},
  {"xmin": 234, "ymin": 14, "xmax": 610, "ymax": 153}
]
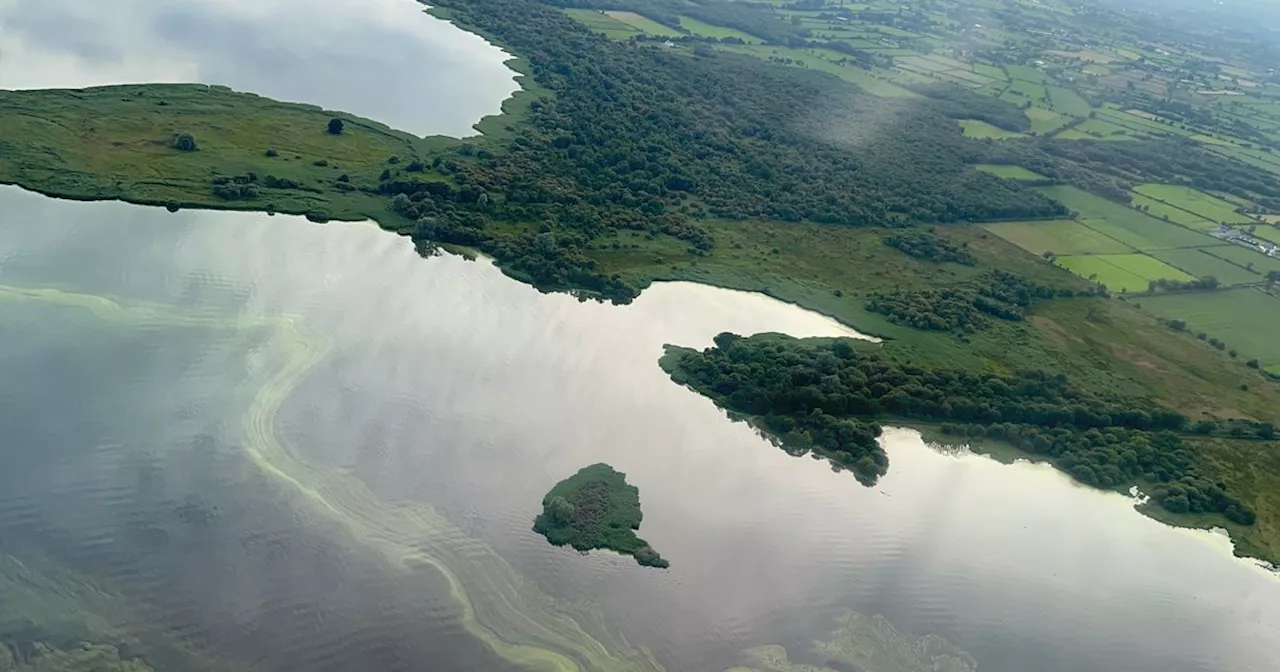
[
  {"xmin": 0, "ymin": 0, "xmax": 518, "ymax": 136},
  {"xmin": 0, "ymin": 186, "xmax": 1277, "ymax": 672}
]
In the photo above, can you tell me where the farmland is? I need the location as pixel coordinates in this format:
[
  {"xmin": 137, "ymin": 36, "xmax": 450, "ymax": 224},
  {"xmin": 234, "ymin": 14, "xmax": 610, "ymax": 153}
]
[
  {"xmin": 1141, "ymin": 289, "xmax": 1280, "ymax": 370},
  {"xmin": 982, "ymin": 219, "xmax": 1133, "ymax": 256},
  {"xmin": 1056, "ymin": 254, "xmax": 1192, "ymax": 293},
  {"xmin": 1133, "ymin": 184, "xmax": 1252, "ymax": 224}
]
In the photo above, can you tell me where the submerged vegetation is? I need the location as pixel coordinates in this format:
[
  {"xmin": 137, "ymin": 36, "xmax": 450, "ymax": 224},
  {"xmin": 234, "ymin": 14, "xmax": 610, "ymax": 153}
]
[
  {"xmin": 534, "ymin": 464, "xmax": 667, "ymax": 568},
  {"xmin": 730, "ymin": 610, "xmax": 976, "ymax": 672}
]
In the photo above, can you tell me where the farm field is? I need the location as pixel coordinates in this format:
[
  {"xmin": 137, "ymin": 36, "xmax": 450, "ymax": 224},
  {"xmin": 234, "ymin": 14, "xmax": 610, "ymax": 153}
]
[
  {"xmin": 1129, "ymin": 193, "xmax": 1216, "ymax": 229},
  {"xmin": 601, "ymin": 11, "xmax": 683, "ymax": 37},
  {"xmin": 678, "ymin": 16, "xmax": 760, "ymax": 42},
  {"xmin": 1202, "ymin": 245, "xmax": 1280, "ymax": 275},
  {"xmin": 1037, "ymin": 186, "xmax": 1220, "ymax": 250},
  {"xmin": 1047, "ymin": 86, "xmax": 1092, "ymax": 116},
  {"xmin": 983, "ymin": 219, "xmax": 1134, "ymax": 255},
  {"xmin": 562, "ymin": 9, "xmax": 643, "ymax": 39},
  {"xmin": 1133, "ymin": 184, "xmax": 1251, "ymax": 224},
  {"xmin": 973, "ymin": 164, "xmax": 1046, "ymax": 180},
  {"xmin": 1055, "ymin": 254, "xmax": 1190, "ymax": 293},
  {"xmin": 1141, "ymin": 288, "xmax": 1280, "ymax": 368},
  {"xmin": 1026, "ymin": 106, "xmax": 1071, "ymax": 134},
  {"xmin": 1146, "ymin": 247, "xmax": 1260, "ymax": 286}
]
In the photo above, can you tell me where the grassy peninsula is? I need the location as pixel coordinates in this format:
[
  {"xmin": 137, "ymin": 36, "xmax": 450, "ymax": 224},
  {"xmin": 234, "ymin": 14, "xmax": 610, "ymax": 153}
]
[
  {"xmin": 5, "ymin": 0, "xmax": 1280, "ymax": 563},
  {"xmin": 534, "ymin": 464, "xmax": 668, "ymax": 568}
]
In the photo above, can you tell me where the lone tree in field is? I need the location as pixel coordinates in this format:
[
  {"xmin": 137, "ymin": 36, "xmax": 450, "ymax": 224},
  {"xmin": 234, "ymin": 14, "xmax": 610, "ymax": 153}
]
[
  {"xmin": 327, "ymin": 118, "xmax": 345, "ymax": 135},
  {"xmin": 171, "ymin": 132, "xmax": 198, "ymax": 152}
]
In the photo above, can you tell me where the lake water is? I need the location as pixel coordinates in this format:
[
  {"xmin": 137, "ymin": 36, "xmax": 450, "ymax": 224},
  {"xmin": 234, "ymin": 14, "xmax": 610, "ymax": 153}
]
[
  {"xmin": 0, "ymin": 185, "xmax": 1277, "ymax": 672},
  {"xmin": 1, "ymin": 0, "xmax": 1278, "ymax": 669},
  {"xmin": 0, "ymin": 0, "xmax": 519, "ymax": 136}
]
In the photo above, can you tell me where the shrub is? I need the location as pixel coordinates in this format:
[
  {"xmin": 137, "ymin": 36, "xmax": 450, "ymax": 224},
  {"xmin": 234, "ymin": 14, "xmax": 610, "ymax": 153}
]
[
  {"xmin": 265, "ymin": 147, "xmax": 279, "ymax": 157},
  {"xmin": 171, "ymin": 132, "xmax": 198, "ymax": 152},
  {"xmin": 327, "ymin": 118, "xmax": 345, "ymax": 135}
]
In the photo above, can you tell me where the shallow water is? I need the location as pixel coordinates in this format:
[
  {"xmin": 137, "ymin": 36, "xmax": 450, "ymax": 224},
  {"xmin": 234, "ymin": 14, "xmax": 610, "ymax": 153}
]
[
  {"xmin": 0, "ymin": 186, "xmax": 1276, "ymax": 672},
  {"xmin": 0, "ymin": 0, "xmax": 518, "ymax": 136}
]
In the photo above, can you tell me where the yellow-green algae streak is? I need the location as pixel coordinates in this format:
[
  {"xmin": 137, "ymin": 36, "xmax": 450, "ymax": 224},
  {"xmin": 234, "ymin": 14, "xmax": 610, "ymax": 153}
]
[
  {"xmin": 726, "ymin": 611, "xmax": 976, "ymax": 672},
  {"xmin": 0, "ymin": 283, "xmax": 662, "ymax": 672}
]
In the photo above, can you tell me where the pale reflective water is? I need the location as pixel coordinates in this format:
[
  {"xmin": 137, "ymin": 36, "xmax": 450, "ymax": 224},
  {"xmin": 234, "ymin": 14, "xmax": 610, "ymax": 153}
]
[
  {"xmin": 0, "ymin": 186, "xmax": 1277, "ymax": 672},
  {"xmin": 0, "ymin": 0, "xmax": 518, "ymax": 136}
]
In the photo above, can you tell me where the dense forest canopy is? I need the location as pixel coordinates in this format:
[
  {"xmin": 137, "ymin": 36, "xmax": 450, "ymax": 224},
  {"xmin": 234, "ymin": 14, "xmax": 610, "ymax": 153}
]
[{"xmin": 666, "ymin": 334, "xmax": 1257, "ymax": 524}]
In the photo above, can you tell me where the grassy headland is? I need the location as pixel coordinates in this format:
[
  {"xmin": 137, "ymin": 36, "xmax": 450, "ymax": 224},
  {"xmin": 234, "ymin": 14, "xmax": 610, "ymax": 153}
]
[
  {"xmin": 533, "ymin": 464, "xmax": 667, "ymax": 568},
  {"xmin": 0, "ymin": 85, "xmax": 457, "ymax": 229}
]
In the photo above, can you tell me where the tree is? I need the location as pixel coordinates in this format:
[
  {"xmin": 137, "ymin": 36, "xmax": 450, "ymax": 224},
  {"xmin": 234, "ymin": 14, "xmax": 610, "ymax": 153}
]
[
  {"xmin": 171, "ymin": 132, "xmax": 198, "ymax": 152},
  {"xmin": 547, "ymin": 495, "xmax": 575, "ymax": 525},
  {"xmin": 328, "ymin": 118, "xmax": 345, "ymax": 135}
]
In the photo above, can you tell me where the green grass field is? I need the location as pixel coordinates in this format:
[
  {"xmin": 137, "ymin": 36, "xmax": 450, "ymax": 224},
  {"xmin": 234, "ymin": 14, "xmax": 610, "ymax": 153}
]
[
  {"xmin": 1004, "ymin": 64, "xmax": 1050, "ymax": 84},
  {"xmin": 1072, "ymin": 117, "xmax": 1133, "ymax": 139},
  {"xmin": 1202, "ymin": 244, "xmax": 1280, "ymax": 275},
  {"xmin": 973, "ymin": 164, "xmax": 1047, "ymax": 180},
  {"xmin": 1133, "ymin": 184, "xmax": 1250, "ymax": 224},
  {"xmin": 1141, "ymin": 288, "xmax": 1280, "ymax": 367},
  {"xmin": 959, "ymin": 120, "xmax": 1023, "ymax": 139},
  {"xmin": 563, "ymin": 8, "xmax": 643, "ymax": 39},
  {"xmin": 678, "ymin": 16, "xmax": 760, "ymax": 42},
  {"xmin": 1026, "ymin": 106, "xmax": 1071, "ymax": 134},
  {"xmin": 983, "ymin": 219, "xmax": 1134, "ymax": 255},
  {"xmin": 1007, "ymin": 79, "xmax": 1048, "ymax": 102},
  {"xmin": 603, "ymin": 11, "xmax": 683, "ymax": 37},
  {"xmin": 1055, "ymin": 255, "xmax": 1156, "ymax": 292},
  {"xmin": 1129, "ymin": 193, "xmax": 1216, "ymax": 228},
  {"xmin": 1047, "ymin": 86, "xmax": 1092, "ymax": 116},
  {"xmin": 1146, "ymin": 247, "xmax": 1260, "ymax": 286},
  {"xmin": 1038, "ymin": 186, "xmax": 1220, "ymax": 250}
]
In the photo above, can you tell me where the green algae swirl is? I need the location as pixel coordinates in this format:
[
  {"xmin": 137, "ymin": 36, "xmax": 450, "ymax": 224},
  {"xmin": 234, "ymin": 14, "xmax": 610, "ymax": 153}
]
[{"xmin": 0, "ymin": 283, "xmax": 662, "ymax": 672}]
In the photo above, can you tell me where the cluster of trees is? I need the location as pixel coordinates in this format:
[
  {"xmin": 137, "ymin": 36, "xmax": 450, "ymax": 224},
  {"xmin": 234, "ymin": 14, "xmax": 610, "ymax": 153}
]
[
  {"xmin": 882, "ymin": 230, "xmax": 975, "ymax": 264},
  {"xmin": 1146, "ymin": 276, "xmax": 1220, "ymax": 293},
  {"xmin": 867, "ymin": 270, "xmax": 1069, "ymax": 332},
  {"xmin": 669, "ymin": 334, "xmax": 1256, "ymax": 523},
  {"xmin": 211, "ymin": 173, "xmax": 260, "ymax": 200}
]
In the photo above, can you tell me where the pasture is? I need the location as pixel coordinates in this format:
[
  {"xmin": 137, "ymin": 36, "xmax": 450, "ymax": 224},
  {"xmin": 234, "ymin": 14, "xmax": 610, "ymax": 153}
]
[
  {"xmin": 1129, "ymin": 193, "xmax": 1216, "ymax": 229},
  {"xmin": 678, "ymin": 16, "xmax": 760, "ymax": 42},
  {"xmin": 1147, "ymin": 247, "xmax": 1260, "ymax": 286},
  {"xmin": 1038, "ymin": 186, "xmax": 1220, "ymax": 250},
  {"xmin": 1141, "ymin": 288, "xmax": 1280, "ymax": 367},
  {"xmin": 1047, "ymin": 86, "xmax": 1092, "ymax": 116},
  {"xmin": 603, "ymin": 11, "xmax": 683, "ymax": 37},
  {"xmin": 983, "ymin": 219, "xmax": 1133, "ymax": 255},
  {"xmin": 1203, "ymin": 245, "xmax": 1280, "ymax": 275},
  {"xmin": 1133, "ymin": 184, "xmax": 1250, "ymax": 224},
  {"xmin": 1055, "ymin": 255, "xmax": 1153, "ymax": 293},
  {"xmin": 563, "ymin": 9, "xmax": 643, "ymax": 39}
]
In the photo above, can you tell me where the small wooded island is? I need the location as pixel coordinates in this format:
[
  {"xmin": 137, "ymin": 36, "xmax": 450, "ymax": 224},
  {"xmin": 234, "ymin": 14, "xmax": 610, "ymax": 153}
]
[{"xmin": 533, "ymin": 463, "xmax": 668, "ymax": 568}]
